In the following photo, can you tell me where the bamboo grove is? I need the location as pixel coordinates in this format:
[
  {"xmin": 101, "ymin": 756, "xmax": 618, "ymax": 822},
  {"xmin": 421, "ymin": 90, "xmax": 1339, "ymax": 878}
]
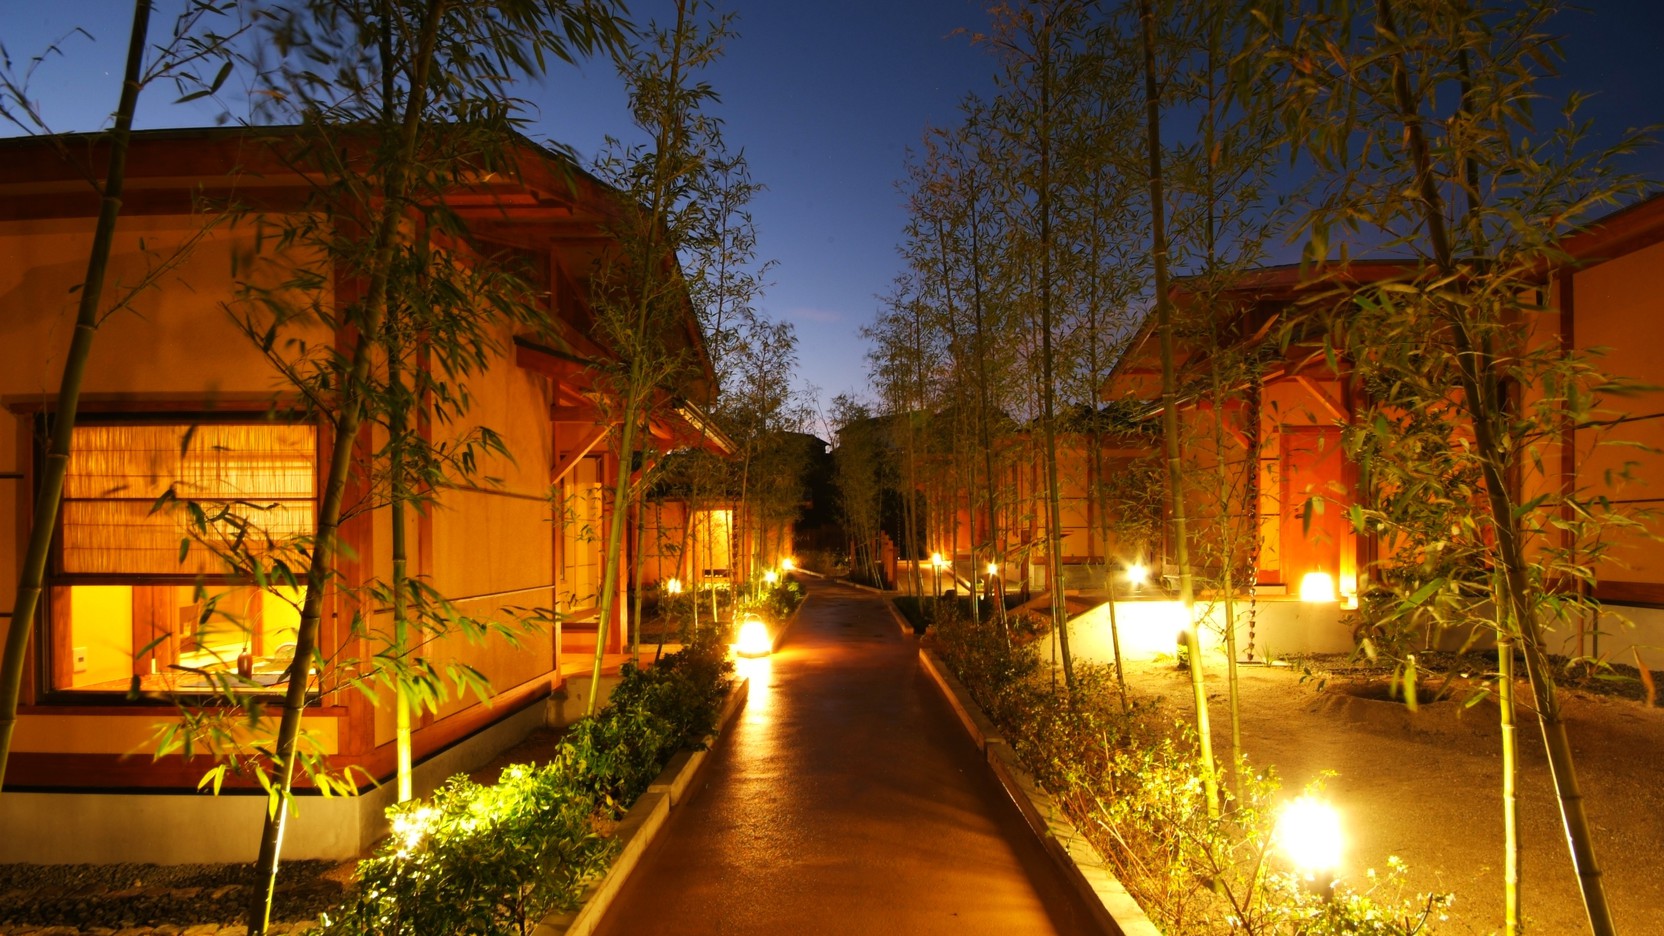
[
  {"xmin": 0, "ymin": 1, "xmax": 806, "ymax": 932},
  {"xmin": 858, "ymin": 2, "xmax": 1652, "ymax": 934}
]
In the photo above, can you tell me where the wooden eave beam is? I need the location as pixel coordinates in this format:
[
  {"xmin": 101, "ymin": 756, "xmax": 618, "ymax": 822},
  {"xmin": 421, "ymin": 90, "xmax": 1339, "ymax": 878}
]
[
  {"xmin": 551, "ymin": 404, "xmax": 605, "ymax": 423},
  {"xmin": 552, "ymin": 423, "xmax": 609, "ymax": 485},
  {"xmin": 1293, "ymin": 375, "xmax": 1347, "ymax": 422}
]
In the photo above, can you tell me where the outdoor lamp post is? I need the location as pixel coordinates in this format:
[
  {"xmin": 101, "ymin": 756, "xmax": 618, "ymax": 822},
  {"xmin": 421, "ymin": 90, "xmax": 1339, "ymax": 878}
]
[
  {"xmin": 1275, "ymin": 795, "xmax": 1344, "ymax": 895},
  {"xmin": 930, "ymin": 551, "xmax": 943, "ymax": 599},
  {"xmin": 734, "ymin": 611, "xmax": 772, "ymax": 658}
]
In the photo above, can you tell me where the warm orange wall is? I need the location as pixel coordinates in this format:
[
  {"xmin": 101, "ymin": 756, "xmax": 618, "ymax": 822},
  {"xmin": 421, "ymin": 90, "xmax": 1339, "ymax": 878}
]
[
  {"xmin": 0, "ymin": 215, "xmax": 332, "ymax": 400},
  {"xmin": 422, "ymin": 320, "xmax": 558, "ymax": 724},
  {"xmin": 1569, "ymin": 241, "xmax": 1664, "ymax": 585}
]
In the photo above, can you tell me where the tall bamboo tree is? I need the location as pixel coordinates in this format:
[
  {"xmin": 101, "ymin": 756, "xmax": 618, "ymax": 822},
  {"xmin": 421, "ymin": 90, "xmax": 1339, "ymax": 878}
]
[
  {"xmin": 0, "ymin": 0, "xmax": 249, "ymax": 796},
  {"xmin": 1246, "ymin": 1, "xmax": 1651, "ymax": 929},
  {"xmin": 585, "ymin": 0, "xmax": 735, "ymax": 714}
]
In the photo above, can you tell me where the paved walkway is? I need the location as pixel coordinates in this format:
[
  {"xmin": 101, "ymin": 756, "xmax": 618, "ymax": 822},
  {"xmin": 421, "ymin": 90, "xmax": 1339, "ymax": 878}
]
[{"xmin": 592, "ymin": 578, "xmax": 1095, "ymax": 936}]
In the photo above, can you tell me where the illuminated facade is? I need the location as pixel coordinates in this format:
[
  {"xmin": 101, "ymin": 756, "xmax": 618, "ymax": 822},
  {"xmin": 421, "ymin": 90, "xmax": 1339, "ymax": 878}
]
[{"xmin": 0, "ymin": 128, "xmax": 725, "ymax": 860}]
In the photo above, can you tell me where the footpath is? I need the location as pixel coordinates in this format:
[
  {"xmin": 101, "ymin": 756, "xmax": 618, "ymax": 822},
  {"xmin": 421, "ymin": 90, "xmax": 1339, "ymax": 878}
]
[{"xmin": 591, "ymin": 577, "xmax": 1097, "ymax": 935}]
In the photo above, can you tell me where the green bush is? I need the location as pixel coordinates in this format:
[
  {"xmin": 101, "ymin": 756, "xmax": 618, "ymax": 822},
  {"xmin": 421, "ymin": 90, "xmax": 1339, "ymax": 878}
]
[
  {"xmin": 931, "ymin": 609, "xmax": 1450, "ymax": 936},
  {"xmin": 319, "ymin": 634, "xmax": 734, "ymax": 936}
]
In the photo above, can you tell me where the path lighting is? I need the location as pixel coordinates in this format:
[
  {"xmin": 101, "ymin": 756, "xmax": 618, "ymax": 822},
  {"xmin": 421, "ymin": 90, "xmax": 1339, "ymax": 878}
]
[
  {"xmin": 1275, "ymin": 796, "xmax": 1344, "ymax": 884},
  {"xmin": 733, "ymin": 612, "xmax": 772, "ymax": 658},
  {"xmin": 781, "ymin": 557, "xmax": 795, "ymax": 572},
  {"xmin": 763, "ymin": 569, "xmax": 779, "ymax": 585},
  {"xmin": 665, "ymin": 578, "xmax": 683, "ymax": 595},
  {"xmin": 931, "ymin": 552, "xmax": 944, "ymax": 599},
  {"xmin": 391, "ymin": 804, "xmax": 438, "ymax": 859},
  {"xmin": 1299, "ymin": 571, "xmax": 1338, "ymax": 603},
  {"xmin": 1125, "ymin": 562, "xmax": 1149, "ymax": 588}
]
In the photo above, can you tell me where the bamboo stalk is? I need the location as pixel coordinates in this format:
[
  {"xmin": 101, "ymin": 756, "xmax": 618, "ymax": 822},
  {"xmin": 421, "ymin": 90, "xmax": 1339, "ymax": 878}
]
[
  {"xmin": 1141, "ymin": 0, "xmax": 1218, "ymax": 819},
  {"xmin": 0, "ymin": 0, "xmax": 154, "ymax": 796}
]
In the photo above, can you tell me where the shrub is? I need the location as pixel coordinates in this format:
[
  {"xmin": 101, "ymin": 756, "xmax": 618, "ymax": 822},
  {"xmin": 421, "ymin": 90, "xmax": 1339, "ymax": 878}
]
[
  {"xmin": 931, "ymin": 608, "xmax": 1450, "ymax": 936},
  {"xmin": 319, "ymin": 635, "xmax": 734, "ymax": 935}
]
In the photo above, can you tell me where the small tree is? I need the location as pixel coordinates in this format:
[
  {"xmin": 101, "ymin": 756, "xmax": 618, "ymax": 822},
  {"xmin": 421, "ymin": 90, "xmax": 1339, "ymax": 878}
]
[
  {"xmin": 584, "ymin": 0, "xmax": 738, "ymax": 714},
  {"xmin": 1246, "ymin": 1, "xmax": 1652, "ymax": 930}
]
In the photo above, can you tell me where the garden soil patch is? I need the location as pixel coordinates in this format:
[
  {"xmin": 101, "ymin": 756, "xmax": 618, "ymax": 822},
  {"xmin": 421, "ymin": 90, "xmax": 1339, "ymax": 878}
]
[{"xmin": 1124, "ymin": 657, "xmax": 1664, "ymax": 935}]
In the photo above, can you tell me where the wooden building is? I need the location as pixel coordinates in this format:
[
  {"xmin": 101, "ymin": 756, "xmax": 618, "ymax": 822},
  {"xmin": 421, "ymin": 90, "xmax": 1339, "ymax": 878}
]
[{"xmin": 0, "ymin": 127, "xmax": 726, "ymax": 861}]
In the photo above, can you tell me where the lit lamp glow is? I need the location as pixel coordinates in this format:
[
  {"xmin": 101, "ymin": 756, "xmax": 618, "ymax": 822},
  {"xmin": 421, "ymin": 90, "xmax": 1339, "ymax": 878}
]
[
  {"xmin": 931, "ymin": 551, "xmax": 944, "ymax": 568},
  {"xmin": 781, "ymin": 557, "xmax": 795, "ymax": 572},
  {"xmin": 986, "ymin": 562, "xmax": 999, "ymax": 577},
  {"xmin": 664, "ymin": 578, "xmax": 683, "ymax": 595},
  {"xmin": 763, "ymin": 569, "xmax": 779, "ymax": 585},
  {"xmin": 1125, "ymin": 562, "xmax": 1149, "ymax": 587},
  {"xmin": 734, "ymin": 612, "xmax": 772, "ymax": 658},
  {"xmin": 1299, "ymin": 571, "xmax": 1338, "ymax": 603},
  {"xmin": 1275, "ymin": 796, "xmax": 1344, "ymax": 882}
]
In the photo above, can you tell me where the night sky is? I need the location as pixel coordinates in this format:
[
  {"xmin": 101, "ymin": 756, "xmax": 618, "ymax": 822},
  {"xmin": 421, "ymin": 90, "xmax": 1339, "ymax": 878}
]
[{"xmin": 6, "ymin": 1, "xmax": 1663, "ymax": 433}]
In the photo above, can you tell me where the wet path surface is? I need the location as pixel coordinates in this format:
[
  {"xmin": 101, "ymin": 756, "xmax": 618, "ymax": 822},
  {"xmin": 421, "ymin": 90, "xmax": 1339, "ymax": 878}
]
[{"xmin": 592, "ymin": 578, "xmax": 1095, "ymax": 936}]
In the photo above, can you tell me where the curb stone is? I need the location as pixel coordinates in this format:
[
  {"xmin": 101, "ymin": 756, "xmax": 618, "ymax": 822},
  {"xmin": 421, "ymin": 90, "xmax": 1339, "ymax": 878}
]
[{"xmin": 918, "ymin": 649, "xmax": 1162, "ymax": 936}]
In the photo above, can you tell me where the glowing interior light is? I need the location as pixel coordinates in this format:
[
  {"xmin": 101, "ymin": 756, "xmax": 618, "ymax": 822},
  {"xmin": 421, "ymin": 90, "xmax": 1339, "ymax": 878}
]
[
  {"xmin": 781, "ymin": 557, "xmax": 795, "ymax": 571},
  {"xmin": 1275, "ymin": 796, "xmax": 1344, "ymax": 878},
  {"xmin": 733, "ymin": 613, "xmax": 772, "ymax": 658},
  {"xmin": 763, "ymin": 569, "xmax": 779, "ymax": 585},
  {"xmin": 1125, "ymin": 562, "xmax": 1149, "ymax": 587},
  {"xmin": 931, "ymin": 551, "xmax": 944, "ymax": 568},
  {"xmin": 986, "ymin": 562, "xmax": 999, "ymax": 577},
  {"xmin": 665, "ymin": 578, "xmax": 683, "ymax": 595},
  {"xmin": 1299, "ymin": 571, "xmax": 1338, "ymax": 603}
]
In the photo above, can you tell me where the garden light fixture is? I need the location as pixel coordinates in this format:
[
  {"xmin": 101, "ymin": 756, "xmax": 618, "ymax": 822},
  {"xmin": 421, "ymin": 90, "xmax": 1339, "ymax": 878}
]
[
  {"xmin": 665, "ymin": 578, "xmax": 683, "ymax": 595},
  {"xmin": 1126, "ymin": 562, "xmax": 1149, "ymax": 587},
  {"xmin": 781, "ymin": 557, "xmax": 795, "ymax": 571},
  {"xmin": 1275, "ymin": 795, "xmax": 1343, "ymax": 882},
  {"xmin": 763, "ymin": 569, "xmax": 779, "ymax": 585},
  {"xmin": 734, "ymin": 612, "xmax": 772, "ymax": 658},
  {"xmin": 1298, "ymin": 571, "xmax": 1337, "ymax": 603}
]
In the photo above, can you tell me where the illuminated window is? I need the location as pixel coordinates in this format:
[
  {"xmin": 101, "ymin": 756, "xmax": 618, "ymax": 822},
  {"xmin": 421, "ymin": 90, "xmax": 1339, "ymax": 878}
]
[{"xmin": 48, "ymin": 422, "xmax": 317, "ymax": 693}]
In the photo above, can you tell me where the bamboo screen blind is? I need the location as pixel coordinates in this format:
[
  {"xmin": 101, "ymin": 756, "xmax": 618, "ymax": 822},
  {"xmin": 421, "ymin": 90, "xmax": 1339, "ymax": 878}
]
[{"xmin": 61, "ymin": 423, "xmax": 317, "ymax": 576}]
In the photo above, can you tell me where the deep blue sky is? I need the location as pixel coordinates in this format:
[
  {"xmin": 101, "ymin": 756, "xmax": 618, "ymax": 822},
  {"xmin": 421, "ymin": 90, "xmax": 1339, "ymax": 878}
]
[{"xmin": 6, "ymin": 1, "xmax": 1663, "ymax": 434}]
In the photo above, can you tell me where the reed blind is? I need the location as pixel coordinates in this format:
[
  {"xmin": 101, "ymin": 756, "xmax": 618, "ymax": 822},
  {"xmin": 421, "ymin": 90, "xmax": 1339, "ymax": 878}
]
[{"xmin": 61, "ymin": 423, "xmax": 317, "ymax": 575}]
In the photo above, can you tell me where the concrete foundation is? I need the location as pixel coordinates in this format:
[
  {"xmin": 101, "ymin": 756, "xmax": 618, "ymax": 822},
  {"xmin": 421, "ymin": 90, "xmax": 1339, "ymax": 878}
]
[
  {"xmin": 0, "ymin": 698, "xmax": 548, "ymax": 865},
  {"xmin": 1063, "ymin": 595, "xmax": 1664, "ymax": 671}
]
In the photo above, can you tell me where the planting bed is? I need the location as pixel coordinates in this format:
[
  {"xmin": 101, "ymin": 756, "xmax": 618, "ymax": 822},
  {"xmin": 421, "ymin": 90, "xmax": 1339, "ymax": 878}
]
[{"xmin": 1124, "ymin": 655, "xmax": 1664, "ymax": 935}]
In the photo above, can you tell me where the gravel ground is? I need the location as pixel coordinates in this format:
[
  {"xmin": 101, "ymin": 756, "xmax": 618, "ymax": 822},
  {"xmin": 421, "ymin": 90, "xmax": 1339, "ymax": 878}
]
[
  {"xmin": 0, "ymin": 860, "xmax": 345, "ymax": 935},
  {"xmin": 1128, "ymin": 653, "xmax": 1664, "ymax": 935}
]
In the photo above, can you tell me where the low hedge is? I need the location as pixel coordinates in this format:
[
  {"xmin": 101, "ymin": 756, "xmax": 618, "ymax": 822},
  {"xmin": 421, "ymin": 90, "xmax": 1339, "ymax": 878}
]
[{"xmin": 318, "ymin": 632, "xmax": 734, "ymax": 936}]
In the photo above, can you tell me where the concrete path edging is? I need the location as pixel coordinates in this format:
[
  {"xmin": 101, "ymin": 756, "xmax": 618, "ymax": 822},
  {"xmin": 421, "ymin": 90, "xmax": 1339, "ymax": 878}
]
[
  {"xmin": 918, "ymin": 650, "xmax": 1162, "ymax": 936},
  {"xmin": 533, "ymin": 675, "xmax": 751, "ymax": 936}
]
